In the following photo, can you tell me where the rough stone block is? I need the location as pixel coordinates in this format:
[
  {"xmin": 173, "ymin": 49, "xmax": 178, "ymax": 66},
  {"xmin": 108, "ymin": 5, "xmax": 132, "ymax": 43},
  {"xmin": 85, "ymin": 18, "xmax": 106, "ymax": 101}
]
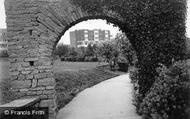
[
  {"xmin": 32, "ymin": 79, "xmax": 37, "ymax": 88},
  {"xmin": 11, "ymin": 80, "xmax": 31, "ymax": 89},
  {"xmin": 40, "ymin": 99, "xmax": 55, "ymax": 108},
  {"xmin": 38, "ymin": 78, "xmax": 55, "ymax": 86},
  {"xmin": 19, "ymin": 88, "xmax": 29, "ymax": 92},
  {"xmin": 37, "ymin": 91, "xmax": 43, "ymax": 95},
  {"xmin": 10, "ymin": 75, "xmax": 18, "ymax": 80},
  {"xmin": 43, "ymin": 90, "xmax": 55, "ymax": 95},
  {"xmin": 30, "ymin": 87, "xmax": 45, "ymax": 91},
  {"xmin": 46, "ymin": 86, "xmax": 54, "ymax": 90},
  {"xmin": 34, "ymin": 73, "xmax": 52, "ymax": 79},
  {"xmin": 18, "ymin": 75, "xmax": 25, "ymax": 80},
  {"xmin": 10, "ymin": 71, "xmax": 19, "ymax": 76},
  {"xmin": 24, "ymin": 58, "xmax": 39, "ymax": 61},
  {"xmin": 21, "ymin": 71, "xmax": 31, "ymax": 74},
  {"xmin": 22, "ymin": 62, "xmax": 30, "ymax": 67},
  {"xmin": 26, "ymin": 75, "xmax": 34, "ymax": 80},
  {"xmin": 39, "ymin": 95, "xmax": 48, "ymax": 100}
]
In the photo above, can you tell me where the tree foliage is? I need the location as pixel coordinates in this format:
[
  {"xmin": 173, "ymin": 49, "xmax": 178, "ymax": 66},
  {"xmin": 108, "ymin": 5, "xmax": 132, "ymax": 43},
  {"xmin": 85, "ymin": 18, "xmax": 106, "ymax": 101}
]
[
  {"xmin": 55, "ymin": 44, "xmax": 69, "ymax": 57},
  {"xmin": 115, "ymin": 33, "xmax": 137, "ymax": 65},
  {"xmin": 97, "ymin": 40, "xmax": 118, "ymax": 62}
]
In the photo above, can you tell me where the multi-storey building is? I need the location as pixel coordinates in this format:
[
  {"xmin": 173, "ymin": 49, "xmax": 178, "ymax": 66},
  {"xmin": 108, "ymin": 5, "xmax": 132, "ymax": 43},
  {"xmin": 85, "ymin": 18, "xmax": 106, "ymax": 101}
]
[
  {"xmin": 70, "ymin": 29, "xmax": 111, "ymax": 47},
  {"xmin": 0, "ymin": 29, "xmax": 8, "ymax": 54}
]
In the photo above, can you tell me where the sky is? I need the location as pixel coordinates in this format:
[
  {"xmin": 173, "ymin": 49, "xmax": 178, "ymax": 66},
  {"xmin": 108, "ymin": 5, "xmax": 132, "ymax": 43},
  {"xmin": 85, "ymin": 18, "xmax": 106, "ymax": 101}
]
[
  {"xmin": 1, "ymin": 0, "xmax": 190, "ymax": 43},
  {"xmin": 59, "ymin": 20, "xmax": 121, "ymax": 44}
]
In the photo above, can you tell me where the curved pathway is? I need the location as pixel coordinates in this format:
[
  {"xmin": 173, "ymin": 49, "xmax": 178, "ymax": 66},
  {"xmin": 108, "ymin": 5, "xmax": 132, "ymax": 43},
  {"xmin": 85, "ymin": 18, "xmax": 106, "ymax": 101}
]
[{"xmin": 56, "ymin": 74, "xmax": 141, "ymax": 119}]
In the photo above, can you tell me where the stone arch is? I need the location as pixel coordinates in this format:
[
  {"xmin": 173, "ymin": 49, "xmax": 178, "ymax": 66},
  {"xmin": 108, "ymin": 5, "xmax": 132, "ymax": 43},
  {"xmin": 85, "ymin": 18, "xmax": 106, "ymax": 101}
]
[
  {"xmin": 4, "ymin": 0, "xmax": 132, "ymax": 118},
  {"xmin": 4, "ymin": 0, "xmax": 187, "ymax": 119}
]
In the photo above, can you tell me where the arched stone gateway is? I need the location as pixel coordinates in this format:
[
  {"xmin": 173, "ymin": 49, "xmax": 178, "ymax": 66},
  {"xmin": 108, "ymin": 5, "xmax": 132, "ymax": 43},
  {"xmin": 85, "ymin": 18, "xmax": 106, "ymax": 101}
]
[{"xmin": 4, "ymin": 0, "xmax": 187, "ymax": 119}]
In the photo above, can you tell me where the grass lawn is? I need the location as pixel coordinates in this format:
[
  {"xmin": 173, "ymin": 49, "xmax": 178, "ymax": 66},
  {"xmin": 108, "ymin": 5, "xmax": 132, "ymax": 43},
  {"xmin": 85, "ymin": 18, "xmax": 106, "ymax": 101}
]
[
  {"xmin": 53, "ymin": 60, "xmax": 120, "ymax": 111},
  {"xmin": 53, "ymin": 60, "xmax": 108, "ymax": 72},
  {"xmin": 54, "ymin": 68, "xmax": 119, "ymax": 110}
]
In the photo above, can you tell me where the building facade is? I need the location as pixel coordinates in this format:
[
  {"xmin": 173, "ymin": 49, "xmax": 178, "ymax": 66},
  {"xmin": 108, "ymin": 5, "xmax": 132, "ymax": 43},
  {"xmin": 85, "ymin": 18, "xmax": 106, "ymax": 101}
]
[
  {"xmin": 0, "ymin": 29, "xmax": 8, "ymax": 54},
  {"xmin": 70, "ymin": 29, "xmax": 111, "ymax": 47}
]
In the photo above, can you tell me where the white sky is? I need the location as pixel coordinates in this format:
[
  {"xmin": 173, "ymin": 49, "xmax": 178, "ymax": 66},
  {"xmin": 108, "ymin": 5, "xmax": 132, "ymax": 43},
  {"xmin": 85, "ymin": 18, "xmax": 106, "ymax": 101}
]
[
  {"xmin": 1, "ymin": 0, "xmax": 190, "ymax": 43},
  {"xmin": 59, "ymin": 20, "xmax": 120, "ymax": 44},
  {"xmin": 0, "ymin": 0, "xmax": 6, "ymax": 28}
]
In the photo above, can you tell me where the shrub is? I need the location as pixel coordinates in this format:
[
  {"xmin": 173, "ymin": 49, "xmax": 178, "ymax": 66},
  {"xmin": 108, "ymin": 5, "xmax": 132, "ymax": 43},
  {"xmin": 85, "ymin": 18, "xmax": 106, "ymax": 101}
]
[
  {"xmin": 60, "ymin": 57, "xmax": 65, "ymax": 61},
  {"xmin": 129, "ymin": 67, "xmax": 143, "ymax": 111},
  {"xmin": 92, "ymin": 57, "xmax": 98, "ymax": 62},
  {"xmin": 139, "ymin": 61, "xmax": 190, "ymax": 119},
  {"xmin": 118, "ymin": 62, "xmax": 128, "ymax": 72}
]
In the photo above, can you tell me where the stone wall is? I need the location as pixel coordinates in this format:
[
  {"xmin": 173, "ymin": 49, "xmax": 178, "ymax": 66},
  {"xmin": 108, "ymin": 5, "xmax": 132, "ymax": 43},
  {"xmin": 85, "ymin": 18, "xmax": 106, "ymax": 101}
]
[
  {"xmin": 4, "ymin": 0, "xmax": 122, "ymax": 118},
  {"xmin": 5, "ymin": 0, "xmax": 58, "ymax": 118}
]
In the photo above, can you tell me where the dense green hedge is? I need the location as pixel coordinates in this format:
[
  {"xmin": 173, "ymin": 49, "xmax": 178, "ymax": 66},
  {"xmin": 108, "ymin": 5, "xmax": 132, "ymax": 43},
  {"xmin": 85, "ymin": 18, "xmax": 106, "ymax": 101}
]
[
  {"xmin": 71, "ymin": 0, "xmax": 187, "ymax": 98},
  {"xmin": 60, "ymin": 56, "xmax": 98, "ymax": 62}
]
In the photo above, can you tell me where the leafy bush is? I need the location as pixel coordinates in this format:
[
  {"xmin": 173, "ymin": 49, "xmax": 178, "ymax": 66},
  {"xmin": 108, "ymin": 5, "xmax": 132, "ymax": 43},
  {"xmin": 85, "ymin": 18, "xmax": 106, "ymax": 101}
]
[
  {"xmin": 117, "ymin": 55, "xmax": 128, "ymax": 63},
  {"xmin": 139, "ymin": 61, "xmax": 190, "ymax": 119},
  {"xmin": 60, "ymin": 57, "xmax": 65, "ymax": 61},
  {"xmin": 117, "ymin": 62, "xmax": 128, "ymax": 72},
  {"xmin": 129, "ymin": 67, "xmax": 143, "ymax": 111},
  {"xmin": 61, "ymin": 56, "xmax": 98, "ymax": 62}
]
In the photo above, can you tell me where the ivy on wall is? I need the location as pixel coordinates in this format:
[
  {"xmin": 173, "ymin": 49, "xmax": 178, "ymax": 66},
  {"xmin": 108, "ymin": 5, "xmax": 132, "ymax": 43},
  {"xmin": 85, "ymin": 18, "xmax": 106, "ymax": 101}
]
[{"xmin": 70, "ymin": 0, "xmax": 187, "ymax": 99}]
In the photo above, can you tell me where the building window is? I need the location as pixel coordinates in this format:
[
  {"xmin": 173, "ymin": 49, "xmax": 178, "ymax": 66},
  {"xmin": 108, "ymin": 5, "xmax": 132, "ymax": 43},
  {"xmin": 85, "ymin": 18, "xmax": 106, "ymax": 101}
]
[
  {"xmin": 85, "ymin": 37, "xmax": 88, "ymax": 41},
  {"xmin": 84, "ymin": 34, "xmax": 88, "ymax": 37}
]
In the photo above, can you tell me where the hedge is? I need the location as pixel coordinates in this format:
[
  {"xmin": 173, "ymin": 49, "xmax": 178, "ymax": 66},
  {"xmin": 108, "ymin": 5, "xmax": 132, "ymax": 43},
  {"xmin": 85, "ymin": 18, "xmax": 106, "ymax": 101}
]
[
  {"xmin": 137, "ymin": 61, "xmax": 189, "ymax": 119},
  {"xmin": 61, "ymin": 56, "xmax": 98, "ymax": 62}
]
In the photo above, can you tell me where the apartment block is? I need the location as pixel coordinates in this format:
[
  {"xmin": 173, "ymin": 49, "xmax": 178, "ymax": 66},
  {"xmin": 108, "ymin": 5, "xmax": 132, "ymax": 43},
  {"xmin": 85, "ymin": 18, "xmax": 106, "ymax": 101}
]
[{"xmin": 70, "ymin": 29, "xmax": 111, "ymax": 47}]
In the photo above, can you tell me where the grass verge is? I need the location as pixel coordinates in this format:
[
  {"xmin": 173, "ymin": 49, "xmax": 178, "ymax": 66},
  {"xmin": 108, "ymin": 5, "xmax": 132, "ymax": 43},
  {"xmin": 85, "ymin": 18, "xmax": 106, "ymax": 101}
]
[{"xmin": 55, "ymin": 68, "xmax": 119, "ymax": 111}]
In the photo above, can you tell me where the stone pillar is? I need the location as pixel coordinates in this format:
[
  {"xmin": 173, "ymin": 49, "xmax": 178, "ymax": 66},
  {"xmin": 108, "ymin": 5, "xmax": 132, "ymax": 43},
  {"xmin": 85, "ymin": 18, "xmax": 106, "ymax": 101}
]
[{"xmin": 5, "ymin": 0, "xmax": 57, "ymax": 118}]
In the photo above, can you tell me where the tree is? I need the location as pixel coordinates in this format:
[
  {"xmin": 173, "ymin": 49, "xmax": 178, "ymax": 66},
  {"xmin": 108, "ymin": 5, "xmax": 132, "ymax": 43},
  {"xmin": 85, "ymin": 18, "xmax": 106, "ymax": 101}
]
[
  {"xmin": 55, "ymin": 44, "xmax": 69, "ymax": 57},
  {"xmin": 85, "ymin": 44, "xmax": 95, "ymax": 57},
  {"xmin": 68, "ymin": 47, "xmax": 78, "ymax": 56},
  {"xmin": 77, "ymin": 46, "xmax": 86, "ymax": 57},
  {"xmin": 115, "ymin": 33, "xmax": 137, "ymax": 65},
  {"xmin": 97, "ymin": 40, "xmax": 118, "ymax": 62}
]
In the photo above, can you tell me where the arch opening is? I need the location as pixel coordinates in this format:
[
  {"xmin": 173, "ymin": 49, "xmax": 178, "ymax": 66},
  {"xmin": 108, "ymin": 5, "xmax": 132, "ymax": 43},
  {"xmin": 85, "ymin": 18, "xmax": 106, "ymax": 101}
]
[{"xmin": 52, "ymin": 18, "xmax": 137, "ymax": 111}]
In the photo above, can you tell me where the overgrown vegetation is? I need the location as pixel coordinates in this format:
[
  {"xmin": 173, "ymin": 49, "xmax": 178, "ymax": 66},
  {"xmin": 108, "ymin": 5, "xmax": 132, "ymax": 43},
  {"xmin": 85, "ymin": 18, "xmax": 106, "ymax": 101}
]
[
  {"xmin": 71, "ymin": 0, "xmax": 187, "ymax": 98},
  {"xmin": 130, "ymin": 61, "xmax": 190, "ymax": 119},
  {"xmin": 55, "ymin": 33, "xmax": 136, "ymax": 71},
  {"xmin": 55, "ymin": 68, "xmax": 118, "ymax": 110},
  {"xmin": 54, "ymin": 44, "xmax": 98, "ymax": 62}
]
